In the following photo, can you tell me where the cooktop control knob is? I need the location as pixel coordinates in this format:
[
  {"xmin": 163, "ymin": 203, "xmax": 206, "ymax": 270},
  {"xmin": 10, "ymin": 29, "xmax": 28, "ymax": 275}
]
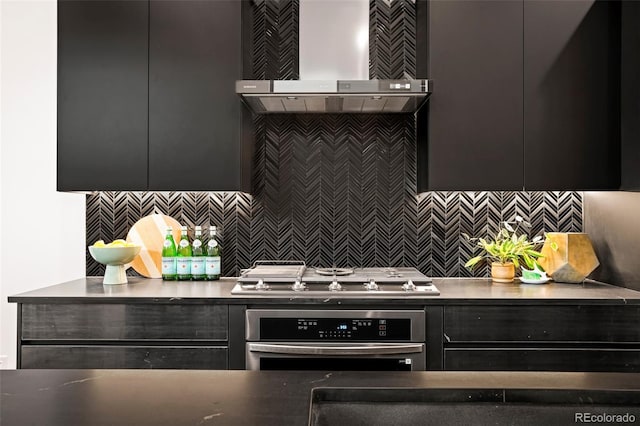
[
  {"xmin": 292, "ymin": 280, "xmax": 306, "ymax": 292},
  {"xmin": 402, "ymin": 280, "xmax": 416, "ymax": 291},
  {"xmin": 255, "ymin": 279, "xmax": 269, "ymax": 291},
  {"xmin": 328, "ymin": 279, "xmax": 342, "ymax": 292},
  {"xmin": 364, "ymin": 279, "xmax": 379, "ymax": 291}
]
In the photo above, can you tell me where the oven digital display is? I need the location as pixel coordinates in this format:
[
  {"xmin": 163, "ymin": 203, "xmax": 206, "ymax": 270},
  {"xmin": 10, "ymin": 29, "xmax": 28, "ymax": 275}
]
[{"xmin": 259, "ymin": 318, "xmax": 411, "ymax": 340}]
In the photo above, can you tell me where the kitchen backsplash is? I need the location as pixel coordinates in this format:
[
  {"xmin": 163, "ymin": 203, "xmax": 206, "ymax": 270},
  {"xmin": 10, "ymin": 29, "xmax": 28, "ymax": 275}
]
[
  {"xmin": 86, "ymin": 0, "xmax": 582, "ymax": 277},
  {"xmin": 86, "ymin": 191, "xmax": 582, "ymax": 277},
  {"xmin": 584, "ymin": 192, "xmax": 640, "ymax": 291}
]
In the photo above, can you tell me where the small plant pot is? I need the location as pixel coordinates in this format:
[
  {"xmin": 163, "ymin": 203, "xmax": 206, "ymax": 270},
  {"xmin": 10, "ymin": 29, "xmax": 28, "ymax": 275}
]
[{"xmin": 491, "ymin": 262, "xmax": 515, "ymax": 283}]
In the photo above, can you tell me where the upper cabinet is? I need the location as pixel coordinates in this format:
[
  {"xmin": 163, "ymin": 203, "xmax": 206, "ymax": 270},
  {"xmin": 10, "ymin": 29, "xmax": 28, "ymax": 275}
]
[
  {"xmin": 57, "ymin": 0, "xmax": 251, "ymax": 192},
  {"xmin": 419, "ymin": 0, "xmax": 621, "ymax": 192},
  {"xmin": 420, "ymin": 0, "xmax": 524, "ymax": 191},
  {"xmin": 148, "ymin": 1, "xmax": 246, "ymax": 191},
  {"xmin": 57, "ymin": 0, "xmax": 149, "ymax": 191},
  {"xmin": 621, "ymin": 1, "xmax": 640, "ymax": 191},
  {"xmin": 524, "ymin": 0, "xmax": 620, "ymax": 190}
]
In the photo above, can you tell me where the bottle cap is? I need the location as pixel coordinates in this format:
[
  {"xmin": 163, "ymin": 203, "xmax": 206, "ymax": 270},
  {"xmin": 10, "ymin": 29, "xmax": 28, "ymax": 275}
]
[
  {"xmin": 166, "ymin": 226, "xmax": 172, "ymax": 231},
  {"xmin": 195, "ymin": 226, "xmax": 202, "ymax": 231},
  {"xmin": 211, "ymin": 226, "xmax": 217, "ymax": 232},
  {"xmin": 181, "ymin": 225, "xmax": 187, "ymax": 231}
]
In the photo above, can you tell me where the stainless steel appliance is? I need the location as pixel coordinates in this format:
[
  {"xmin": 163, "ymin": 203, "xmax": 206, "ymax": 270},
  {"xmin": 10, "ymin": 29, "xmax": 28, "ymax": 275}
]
[
  {"xmin": 246, "ymin": 309, "xmax": 426, "ymax": 371},
  {"xmin": 236, "ymin": 79, "xmax": 432, "ymax": 114},
  {"xmin": 231, "ymin": 261, "xmax": 440, "ymax": 297},
  {"xmin": 236, "ymin": 0, "xmax": 432, "ymax": 113}
]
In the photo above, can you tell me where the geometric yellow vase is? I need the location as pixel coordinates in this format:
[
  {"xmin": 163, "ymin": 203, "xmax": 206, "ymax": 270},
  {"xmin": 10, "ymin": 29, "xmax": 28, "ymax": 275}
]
[{"xmin": 538, "ymin": 232, "xmax": 600, "ymax": 283}]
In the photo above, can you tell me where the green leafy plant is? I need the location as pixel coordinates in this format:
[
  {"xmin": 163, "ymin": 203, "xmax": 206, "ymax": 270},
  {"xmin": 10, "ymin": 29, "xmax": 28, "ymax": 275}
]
[{"xmin": 462, "ymin": 216, "xmax": 544, "ymax": 269}]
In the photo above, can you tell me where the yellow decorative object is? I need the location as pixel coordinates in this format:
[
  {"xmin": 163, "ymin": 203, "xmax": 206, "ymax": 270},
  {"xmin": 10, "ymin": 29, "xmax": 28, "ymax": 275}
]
[{"xmin": 538, "ymin": 232, "xmax": 599, "ymax": 283}]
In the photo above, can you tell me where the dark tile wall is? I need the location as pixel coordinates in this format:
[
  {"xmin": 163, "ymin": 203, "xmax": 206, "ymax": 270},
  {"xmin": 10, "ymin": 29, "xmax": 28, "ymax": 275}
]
[
  {"xmin": 86, "ymin": 192, "xmax": 252, "ymax": 277},
  {"xmin": 86, "ymin": 191, "xmax": 582, "ymax": 278},
  {"xmin": 370, "ymin": 0, "xmax": 417, "ymax": 79},
  {"xmin": 85, "ymin": 0, "xmax": 584, "ymax": 277},
  {"xmin": 251, "ymin": 0, "xmax": 299, "ymax": 80}
]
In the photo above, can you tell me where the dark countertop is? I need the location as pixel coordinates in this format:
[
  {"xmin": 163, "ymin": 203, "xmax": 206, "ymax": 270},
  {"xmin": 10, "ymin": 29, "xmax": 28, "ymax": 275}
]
[
  {"xmin": 8, "ymin": 277, "xmax": 640, "ymax": 305},
  {"xmin": 2, "ymin": 369, "xmax": 640, "ymax": 426}
]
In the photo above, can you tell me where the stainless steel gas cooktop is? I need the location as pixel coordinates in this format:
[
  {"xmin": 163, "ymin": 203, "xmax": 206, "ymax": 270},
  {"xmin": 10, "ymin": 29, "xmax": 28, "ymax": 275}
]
[{"xmin": 230, "ymin": 261, "xmax": 439, "ymax": 297}]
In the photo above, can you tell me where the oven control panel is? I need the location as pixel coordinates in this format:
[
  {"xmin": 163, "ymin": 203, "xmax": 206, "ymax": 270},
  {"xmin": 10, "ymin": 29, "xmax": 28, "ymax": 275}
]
[{"xmin": 259, "ymin": 317, "xmax": 412, "ymax": 341}]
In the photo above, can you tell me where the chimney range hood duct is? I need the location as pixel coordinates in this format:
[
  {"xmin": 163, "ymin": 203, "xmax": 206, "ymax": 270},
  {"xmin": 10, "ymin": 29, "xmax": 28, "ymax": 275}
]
[{"xmin": 236, "ymin": 0, "xmax": 431, "ymax": 114}]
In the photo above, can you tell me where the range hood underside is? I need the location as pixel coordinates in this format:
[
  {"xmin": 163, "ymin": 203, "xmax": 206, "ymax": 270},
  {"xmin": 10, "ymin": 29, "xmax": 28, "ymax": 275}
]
[
  {"xmin": 241, "ymin": 93, "xmax": 429, "ymax": 114},
  {"xmin": 237, "ymin": 80, "xmax": 431, "ymax": 114}
]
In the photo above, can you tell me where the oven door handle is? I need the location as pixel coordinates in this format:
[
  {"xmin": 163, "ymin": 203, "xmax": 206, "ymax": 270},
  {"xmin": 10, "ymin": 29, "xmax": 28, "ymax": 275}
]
[{"xmin": 247, "ymin": 343, "xmax": 423, "ymax": 356}]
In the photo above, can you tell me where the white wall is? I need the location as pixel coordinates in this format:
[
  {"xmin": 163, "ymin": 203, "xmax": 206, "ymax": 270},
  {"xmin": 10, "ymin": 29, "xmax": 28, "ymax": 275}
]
[{"xmin": 0, "ymin": 0, "xmax": 86, "ymax": 369}]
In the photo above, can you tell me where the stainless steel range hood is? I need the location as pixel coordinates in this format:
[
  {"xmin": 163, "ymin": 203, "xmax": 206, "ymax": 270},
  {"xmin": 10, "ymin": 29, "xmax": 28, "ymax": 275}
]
[
  {"xmin": 236, "ymin": 0, "xmax": 431, "ymax": 114},
  {"xmin": 236, "ymin": 79, "xmax": 431, "ymax": 114}
]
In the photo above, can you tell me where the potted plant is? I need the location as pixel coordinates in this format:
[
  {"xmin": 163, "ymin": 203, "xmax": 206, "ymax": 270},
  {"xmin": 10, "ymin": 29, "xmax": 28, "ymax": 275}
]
[{"xmin": 462, "ymin": 216, "xmax": 544, "ymax": 283}]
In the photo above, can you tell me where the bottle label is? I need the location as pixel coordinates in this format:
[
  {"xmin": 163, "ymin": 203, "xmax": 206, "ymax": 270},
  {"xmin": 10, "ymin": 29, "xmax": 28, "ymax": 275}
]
[
  {"xmin": 163, "ymin": 240, "xmax": 173, "ymax": 248},
  {"xmin": 179, "ymin": 240, "xmax": 189, "ymax": 248},
  {"xmin": 193, "ymin": 240, "xmax": 202, "ymax": 248},
  {"xmin": 191, "ymin": 257, "xmax": 205, "ymax": 276},
  {"xmin": 208, "ymin": 240, "xmax": 218, "ymax": 248},
  {"xmin": 177, "ymin": 258, "xmax": 191, "ymax": 275},
  {"xmin": 205, "ymin": 256, "xmax": 221, "ymax": 275},
  {"xmin": 162, "ymin": 257, "xmax": 177, "ymax": 275}
]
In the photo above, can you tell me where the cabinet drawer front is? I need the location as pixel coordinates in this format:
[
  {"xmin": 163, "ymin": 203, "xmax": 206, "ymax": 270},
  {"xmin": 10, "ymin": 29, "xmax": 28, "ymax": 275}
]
[
  {"xmin": 22, "ymin": 304, "xmax": 228, "ymax": 341},
  {"xmin": 445, "ymin": 348, "xmax": 640, "ymax": 372},
  {"xmin": 21, "ymin": 346, "xmax": 227, "ymax": 369},
  {"xmin": 444, "ymin": 306, "xmax": 640, "ymax": 343}
]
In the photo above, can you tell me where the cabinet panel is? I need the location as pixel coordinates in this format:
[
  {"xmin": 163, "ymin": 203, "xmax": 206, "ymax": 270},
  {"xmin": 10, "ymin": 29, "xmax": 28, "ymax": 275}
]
[
  {"xmin": 423, "ymin": 0, "xmax": 523, "ymax": 191},
  {"xmin": 148, "ymin": 0, "xmax": 244, "ymax": 191},
  {"xmin": 57, "ymin": 0, "xmax": 148, "ymax": 191},
  {"xmin": 22, "ymin": 304, "xmax": 228, "ymax": 341},
  {"xmin": 621, "ymin": 1, "xmax": 640, "ymax": 190},
  {"xmin": 22, "ymin": 346, "xmax": 227, "ymax": 369},
  {"xmin": 444, "ymin": 306, "xmax": 640, "ymax": 343},
  {"xmin": 523, "ymin": 0, "xmax": 620, "ymax": 190},
  {"xmin": 445, "ymin": 348, "xmax": 640, "ymax": 372}
]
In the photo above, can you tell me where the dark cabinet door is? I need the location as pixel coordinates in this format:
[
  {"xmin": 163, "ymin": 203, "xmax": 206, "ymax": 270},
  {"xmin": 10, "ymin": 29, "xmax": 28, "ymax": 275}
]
[
  {"xmin": 148, "ymin": 0, "xmax": 245, "ymax": 191},
  {"xmin": 621, "ymin": 1, "xmax": 640, "ymax": 191},
  {"xmin": 22, "ymin": 304, "xmax": 229, "ymax": 341},
  {"xmin": 22, "ymin": 346, "xmax": 228, "ymax": 370},
  {"xmin": 445, "ymin": 348, "xmax": 640, "ymax": 372},
  {"xmin": 523, "ymin": 0, "xmax": 620, "ymax": 190},
  {"xmin": 57, "ymin": 0, "xmax": 149, "ymax": 191},
  {"xmin": 444, "ymin": 306, "xmax": 640, "ymax": 343},
  {"xmin": 421, "ymin": 0, "xmax": 524, "ymax": 191}
]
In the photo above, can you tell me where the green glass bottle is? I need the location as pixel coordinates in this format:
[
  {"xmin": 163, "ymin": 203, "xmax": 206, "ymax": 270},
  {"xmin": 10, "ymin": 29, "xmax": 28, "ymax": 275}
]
[
  {"xmin": 191, "ymin": 226, "xmax": 205, "ymax": 281},
  {"xmin": 161, "ymin": 227, "xmax": 177, "ymax": 281},
  {"xmin": 176, "ymin": 225, "xmax": 192, "ymax": 280},
  {"xmin": 205, "ymin": 226, "xmax": 221, "ymax": 280}
]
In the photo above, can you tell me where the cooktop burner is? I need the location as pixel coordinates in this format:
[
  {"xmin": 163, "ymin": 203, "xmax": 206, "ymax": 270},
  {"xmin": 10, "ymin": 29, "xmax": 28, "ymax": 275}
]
[
  {"xmin": 314, "ymin": 267, "xmax": 354, "ymax": 276},
  {"xmin": 231, "ymin": 265, "xmax": 439, "ymax": 297}
]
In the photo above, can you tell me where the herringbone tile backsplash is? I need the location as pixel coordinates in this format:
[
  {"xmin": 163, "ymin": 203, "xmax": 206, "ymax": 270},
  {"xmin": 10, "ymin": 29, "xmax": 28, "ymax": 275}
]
[
  {"xmin": 85, "ymin": 0, "xmax": 583, "ymax": 277},
  {"xmin": 86, "ymin": 190, "xmax": 582, "ymax": 278}
]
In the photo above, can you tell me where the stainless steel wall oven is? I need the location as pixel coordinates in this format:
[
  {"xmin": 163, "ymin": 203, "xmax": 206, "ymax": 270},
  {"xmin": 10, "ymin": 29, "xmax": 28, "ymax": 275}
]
[{"xmin": 246, "ymin": 309, "xmax": 426, "ymax": 371}]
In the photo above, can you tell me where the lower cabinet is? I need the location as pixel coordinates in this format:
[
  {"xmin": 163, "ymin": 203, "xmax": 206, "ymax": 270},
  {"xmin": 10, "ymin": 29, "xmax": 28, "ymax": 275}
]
[
  {"xmin": 443, "ymin": 305, "xmax": 640, "ymax": 372},
  {"xmin": 445, "ymin": 348, "xmax": 640, "ymax": 372},
  {"xmin": 17, "ymin": 301, "xmax": 640, "ymax": 372},
  {"xmin": 18, "ymin": 303, "xmax": 229, "ymax": 370},
  {"xmin": 22, "ymin": 346, "xmax": 227, "ymax": 370}
]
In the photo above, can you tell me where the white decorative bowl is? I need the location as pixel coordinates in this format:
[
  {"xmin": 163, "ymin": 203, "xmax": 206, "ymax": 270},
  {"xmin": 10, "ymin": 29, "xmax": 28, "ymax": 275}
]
[{"xmin": 88, "ymin": 246, "xmax": 141, "ymax": 285}]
